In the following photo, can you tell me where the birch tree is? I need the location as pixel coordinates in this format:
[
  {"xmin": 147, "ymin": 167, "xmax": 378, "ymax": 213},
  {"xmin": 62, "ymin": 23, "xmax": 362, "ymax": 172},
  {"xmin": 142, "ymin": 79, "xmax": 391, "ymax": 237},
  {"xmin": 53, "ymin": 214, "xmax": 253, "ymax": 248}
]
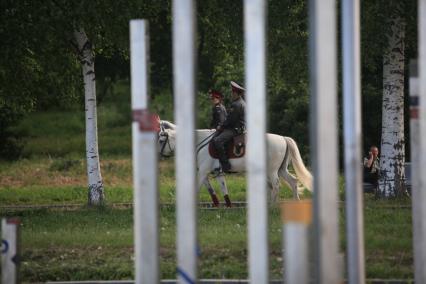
[
  {"xmin": 378, "ymin": 1, "xmax": 406, "ymax": 197},
  {"xmin": 74, "ymin": 29, "xmax": 105, "ymax": 205}
]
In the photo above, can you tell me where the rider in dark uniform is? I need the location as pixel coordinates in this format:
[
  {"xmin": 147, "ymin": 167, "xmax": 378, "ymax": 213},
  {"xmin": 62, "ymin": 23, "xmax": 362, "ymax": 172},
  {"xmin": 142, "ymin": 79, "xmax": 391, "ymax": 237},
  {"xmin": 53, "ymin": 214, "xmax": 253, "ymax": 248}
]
[
  {"xmin": 213, "ymin": 81, "xmax": 246, "ymax": 173},
  {"xmin": 209, "ymin": 90, "xmax": 227, "ymax": 129}
]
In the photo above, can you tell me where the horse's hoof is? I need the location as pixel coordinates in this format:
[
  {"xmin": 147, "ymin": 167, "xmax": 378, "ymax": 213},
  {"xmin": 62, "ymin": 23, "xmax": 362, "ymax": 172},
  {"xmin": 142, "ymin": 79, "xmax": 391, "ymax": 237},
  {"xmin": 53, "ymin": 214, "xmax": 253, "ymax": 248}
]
[
  {"xmin": 224, "ymin": 194, "xmax": 232, "ymax": 208},
  {"xmin": 210, "ymin": 194, "xmax": 220, "ymax": 207}
]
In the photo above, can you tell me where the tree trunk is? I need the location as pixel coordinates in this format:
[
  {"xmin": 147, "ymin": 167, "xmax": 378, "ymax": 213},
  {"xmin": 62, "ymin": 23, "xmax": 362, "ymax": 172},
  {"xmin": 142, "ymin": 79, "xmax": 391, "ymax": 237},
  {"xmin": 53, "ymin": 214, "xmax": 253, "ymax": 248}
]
[
  {"xmin": 74, "ymin": 29, "xmax": 105, "ymax": 205},
  {"xmin": 379, "ymin": 4, "xmax": 405, "ymax": 198}
]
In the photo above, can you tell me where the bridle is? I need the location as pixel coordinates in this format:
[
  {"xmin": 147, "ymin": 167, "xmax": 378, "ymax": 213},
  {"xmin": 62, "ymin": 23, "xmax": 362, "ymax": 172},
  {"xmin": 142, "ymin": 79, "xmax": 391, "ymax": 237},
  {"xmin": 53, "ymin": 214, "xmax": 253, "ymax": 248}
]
[
  {"xmin": 158, "ymin": 123, "xmax": 216, "ymax": 158},
  {"xmin": 159, "ymin": 130, "xmax": 174, "ymax": 158}
]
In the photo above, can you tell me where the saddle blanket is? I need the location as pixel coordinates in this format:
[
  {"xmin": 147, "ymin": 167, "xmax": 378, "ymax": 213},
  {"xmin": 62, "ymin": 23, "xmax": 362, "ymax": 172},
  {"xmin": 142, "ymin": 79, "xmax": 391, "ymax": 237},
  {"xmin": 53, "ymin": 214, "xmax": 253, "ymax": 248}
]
[{"xmin": 208, "ymin": 134, "xmax": 245, "ymax": 159}]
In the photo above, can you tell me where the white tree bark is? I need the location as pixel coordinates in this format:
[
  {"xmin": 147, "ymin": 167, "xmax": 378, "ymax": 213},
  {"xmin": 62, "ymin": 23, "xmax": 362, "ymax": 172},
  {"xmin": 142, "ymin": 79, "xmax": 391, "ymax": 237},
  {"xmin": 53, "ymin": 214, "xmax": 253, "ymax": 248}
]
[
  {"xmin": 379, "ymin": 5, "xmax": 405, "ymax": 197},
  {"xmin": 74, "ymin": 29, "xmax": 105, "ymax": 205}
]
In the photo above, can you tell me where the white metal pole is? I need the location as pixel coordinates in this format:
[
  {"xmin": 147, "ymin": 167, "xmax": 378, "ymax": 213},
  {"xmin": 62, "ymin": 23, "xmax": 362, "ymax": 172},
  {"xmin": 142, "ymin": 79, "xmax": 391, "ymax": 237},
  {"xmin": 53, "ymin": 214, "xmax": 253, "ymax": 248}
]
[
  {"xmin": 131, "ymin": 20, "xmax": 149, "ymax": 107},
  {"xmin": 341, "ymin": 0, "xmax": 365, "ymax": 283},
  {"xmin": 281, "ymin": 201, "xmax": 312, "ymax": 284},
  {"xmin": 308, "ymin": 0, "xmax": 340, "ymax": 283},
  {"xmin": 418, "ymin": 0, "xmax": 426, "ymax": 280},
  {"xmin": 411, "ymin": 59, "xmax": 426, "ymax": 282},
  {"xmin": 1, "ymin": 218, "xmax": 20, "ymax": 284},
  {"xmin": 244, "ymin": 0, "xmax": 268, "ymax": 283},
  {"xmin": 172, "ymin": 0, "xmax": 198, "ymax": 283},
  {"xmin": 130, "ymin": 20, "xmax": 159, "ymax": 284}
]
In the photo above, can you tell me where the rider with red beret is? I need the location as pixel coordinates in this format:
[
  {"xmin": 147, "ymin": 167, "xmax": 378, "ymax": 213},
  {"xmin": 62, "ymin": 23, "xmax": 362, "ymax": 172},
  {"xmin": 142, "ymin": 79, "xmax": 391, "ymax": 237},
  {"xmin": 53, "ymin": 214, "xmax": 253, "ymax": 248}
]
[{"xmin": 209, "ymin": 89, "xmax": 227, "ymax": 130}]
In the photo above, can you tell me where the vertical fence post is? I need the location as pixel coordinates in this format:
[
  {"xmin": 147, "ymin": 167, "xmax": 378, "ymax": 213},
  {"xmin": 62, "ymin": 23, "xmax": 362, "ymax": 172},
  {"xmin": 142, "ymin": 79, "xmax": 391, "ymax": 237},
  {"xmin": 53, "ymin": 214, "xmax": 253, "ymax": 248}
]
[
  {"xmin": 281, "ymin": 201, "xmax": 312, "ymax": 284},
  {"xmin": 410, "ymin": 59, "xmax": 426, "ymax": 283},
  {"xmin": 130, "ymin": 20, "xmax": 159, "ymax": 284},
  {"xmin": 418, "ymin": 0, "xmax": 426, "ymax": 281},
  {"xmin": 1, "ymin": 218, "xmax": 20, "ymax": 284},
  {"xmin": 341, "ymin": 0, "xmax": 365, "ymax": 283},
  {"xmin": 308, "ymin": 0, "xmax": 340, "ymax": 283},
  {"xmin": 172, "ymin": 0, "xmax": 198, "ymax": 283},
  {"xmin": 244, "ymin": 0, "xmax": 268, "ymax": 283}
]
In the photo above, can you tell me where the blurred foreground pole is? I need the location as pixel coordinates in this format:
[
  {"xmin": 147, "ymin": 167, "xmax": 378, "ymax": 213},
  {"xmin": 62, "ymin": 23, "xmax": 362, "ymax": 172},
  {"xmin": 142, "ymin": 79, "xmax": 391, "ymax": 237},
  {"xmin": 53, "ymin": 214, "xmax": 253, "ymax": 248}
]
[
  {"xmin": 341, "ymin": 0, "xmax": 365, "ymax": 283},
  {"xmin": 411, "ymin": 59, "xmax": 426, "ymax": 283},
  {"xmin": 308, "ymin": 0, "xmax": 340, "ymax": 283},
  {"xmin": 244, "ymin": 0, "xmax": 268, "ymax": 283},
  {"xmin": 172, "ymin": 0, "xmax": 198, "ymax": 283},
  {"xmin": 1, "ymin": 218, "xmax": 20, "ymax": 284},
  {"xmin": 130, "ymin": 20, "xmax": 159, "ymax": 284},
  {"xmin": 282, "ymin": 201, "xmax": 312, "ymax": 284},
  {"xmin": 417, "ymin": 0, "xmax": 426, "ymax": 281}
]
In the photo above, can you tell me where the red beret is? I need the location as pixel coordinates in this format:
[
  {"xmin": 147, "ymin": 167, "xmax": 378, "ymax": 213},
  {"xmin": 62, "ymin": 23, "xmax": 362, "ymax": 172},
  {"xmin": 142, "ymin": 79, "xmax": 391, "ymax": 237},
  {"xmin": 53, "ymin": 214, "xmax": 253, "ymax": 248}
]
[{"xmin": 209, "ymin": 90, "xmax": 223, "ymax": 99}]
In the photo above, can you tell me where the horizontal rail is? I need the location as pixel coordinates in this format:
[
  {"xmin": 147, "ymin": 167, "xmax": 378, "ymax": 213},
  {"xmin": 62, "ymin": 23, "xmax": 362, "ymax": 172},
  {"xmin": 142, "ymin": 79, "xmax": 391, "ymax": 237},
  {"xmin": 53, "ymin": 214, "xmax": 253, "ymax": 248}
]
[
  {"xmin": 45, "ymin": 278, "xmax": 415, "ymax": 284},
  {"xmin": 0, "ymin": 202, "xmax": 412, "ymax": 211}
]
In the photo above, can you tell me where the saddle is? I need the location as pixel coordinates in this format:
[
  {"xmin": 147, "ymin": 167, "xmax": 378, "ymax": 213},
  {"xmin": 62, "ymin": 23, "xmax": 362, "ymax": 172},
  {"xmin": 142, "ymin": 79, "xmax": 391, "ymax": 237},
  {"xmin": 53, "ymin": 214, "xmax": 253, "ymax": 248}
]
[{"xmin": 208, "ymin": 134, "xmax": 246, "ymax": 159}]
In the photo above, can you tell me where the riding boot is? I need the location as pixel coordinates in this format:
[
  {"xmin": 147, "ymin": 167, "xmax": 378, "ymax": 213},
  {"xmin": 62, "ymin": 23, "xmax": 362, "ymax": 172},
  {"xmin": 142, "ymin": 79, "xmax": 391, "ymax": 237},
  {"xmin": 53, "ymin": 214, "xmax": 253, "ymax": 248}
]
[
  {"xmin": 220, "ymin": 159, "xmax": 231, "ymax": 173},
  {"xmin": 219, "ymin": 151, "xmax": 231, "ymax": 173},
  {"xmin": 215, "ymin": 139, "xmax": 231, "ymax": 173},
  {"xmin": 224, "ymin": 194, "xmax": 232, "ymax": 208},
  {"xmin": 210, "ymin": 193, "xmax": 220, "ymax": 207}
]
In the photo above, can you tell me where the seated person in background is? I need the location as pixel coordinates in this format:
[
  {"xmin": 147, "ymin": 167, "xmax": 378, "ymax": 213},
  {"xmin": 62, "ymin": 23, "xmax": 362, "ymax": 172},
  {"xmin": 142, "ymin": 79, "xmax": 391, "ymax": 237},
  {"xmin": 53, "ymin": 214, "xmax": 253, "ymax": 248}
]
[
  {"xmin": 209, "ymin": 90, "xmax": 227, "ymax": 130},
  {"xmin": 363, "ymin": 145, "xmax": 380, "ymax": 187}
]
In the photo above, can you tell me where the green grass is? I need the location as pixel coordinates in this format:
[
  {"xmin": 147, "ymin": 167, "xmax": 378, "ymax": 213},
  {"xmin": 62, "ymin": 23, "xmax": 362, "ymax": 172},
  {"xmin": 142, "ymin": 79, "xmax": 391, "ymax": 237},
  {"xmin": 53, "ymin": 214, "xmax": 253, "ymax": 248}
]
[
  {"xmin": 16, "ymin": 110, "xmax": 132, "ymax": 159},
  {"xmin": 0, "ymin": 204, "xmax": 414, "ymax": 282},
  {"xmin": 0, "ymin": 155, "xmax": 303, "ymax": 206},
  {"xmin": 363, "ymin": 206, "xmax": 412, "ymax": 279},
  {"xmin": 0, "ymin": 207, "xmax": 283, "ymax": 282}
]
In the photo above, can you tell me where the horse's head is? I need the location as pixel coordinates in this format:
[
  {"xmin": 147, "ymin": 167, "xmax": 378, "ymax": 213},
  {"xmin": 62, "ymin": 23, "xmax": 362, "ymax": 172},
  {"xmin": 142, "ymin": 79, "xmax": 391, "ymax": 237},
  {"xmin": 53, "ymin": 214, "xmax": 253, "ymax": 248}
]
[
  {"xmin": 160, "ymin": 120, "xmax": 176, "ymax": 131},
  {"xmin": 158, "ymin": 127, "xmax": 176, "ymax": 158}
]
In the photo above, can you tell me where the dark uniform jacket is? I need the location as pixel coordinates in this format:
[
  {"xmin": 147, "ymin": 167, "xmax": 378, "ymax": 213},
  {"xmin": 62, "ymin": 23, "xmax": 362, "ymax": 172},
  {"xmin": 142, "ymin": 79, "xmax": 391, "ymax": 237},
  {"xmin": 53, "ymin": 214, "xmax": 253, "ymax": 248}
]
[
  {"xmin": 210, "ymin": 103, "xmax": 227, "ymax": 129},
  {"xmin": 222, "ymin": 97, "xmax": 246, "ymax": 134}
]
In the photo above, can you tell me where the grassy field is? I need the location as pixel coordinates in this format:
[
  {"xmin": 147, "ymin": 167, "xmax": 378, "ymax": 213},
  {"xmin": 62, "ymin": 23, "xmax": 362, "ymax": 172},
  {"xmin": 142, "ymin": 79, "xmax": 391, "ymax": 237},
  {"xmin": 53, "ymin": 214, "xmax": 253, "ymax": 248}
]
[
  {"xmin": 0, "ymin": 195, "xmax": 413, "ymax": 282},
  {"xmin": 0, "ymin": 91, "xmax": 414, "ymax": 282}
]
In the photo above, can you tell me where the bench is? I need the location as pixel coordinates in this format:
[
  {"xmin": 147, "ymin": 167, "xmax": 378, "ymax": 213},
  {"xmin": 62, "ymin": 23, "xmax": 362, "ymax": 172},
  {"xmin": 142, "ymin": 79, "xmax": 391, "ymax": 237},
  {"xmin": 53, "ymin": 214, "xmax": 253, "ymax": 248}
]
[{"xmin": 363, "ymin": 162, "xmax": 412, "ymax": 194}]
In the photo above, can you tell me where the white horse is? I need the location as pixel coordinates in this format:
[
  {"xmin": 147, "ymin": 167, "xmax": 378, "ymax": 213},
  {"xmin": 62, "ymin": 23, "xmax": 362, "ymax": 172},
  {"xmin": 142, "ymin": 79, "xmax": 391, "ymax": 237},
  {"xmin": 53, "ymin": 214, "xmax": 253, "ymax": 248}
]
[{"xmin": 158, "ymin": 120, "xmax": 313, "ymax": 206}]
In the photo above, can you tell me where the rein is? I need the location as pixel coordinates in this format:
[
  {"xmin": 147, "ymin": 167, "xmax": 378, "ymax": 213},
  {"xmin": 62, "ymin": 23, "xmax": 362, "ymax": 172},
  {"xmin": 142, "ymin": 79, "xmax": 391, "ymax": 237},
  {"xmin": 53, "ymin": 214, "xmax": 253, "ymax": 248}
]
[
  {"xmin": 196, "ymin": 131, "xmax": 216, "ymax": 156},
  {"xmin": 159, "ymin": 132, "xmax": 174, "ymax": 158},
  {"xmin": 159, "ymin": 129, "xmax": 216, "ymax": 158}
]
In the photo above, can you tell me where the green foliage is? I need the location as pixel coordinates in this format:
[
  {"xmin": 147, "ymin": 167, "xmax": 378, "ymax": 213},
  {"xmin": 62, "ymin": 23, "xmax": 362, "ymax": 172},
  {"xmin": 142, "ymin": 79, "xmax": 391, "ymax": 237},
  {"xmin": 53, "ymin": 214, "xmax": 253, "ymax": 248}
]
[
  {"xmin": 0, "ymin": 107, "xmax": 26, "ymax": 160},
  {"xmin": 150, "ymin": 89, "xmax": 175, "ymax": 122},
  {"xmin": 1, "ymin": 0, "xmax": 419, "ymax": 163}
]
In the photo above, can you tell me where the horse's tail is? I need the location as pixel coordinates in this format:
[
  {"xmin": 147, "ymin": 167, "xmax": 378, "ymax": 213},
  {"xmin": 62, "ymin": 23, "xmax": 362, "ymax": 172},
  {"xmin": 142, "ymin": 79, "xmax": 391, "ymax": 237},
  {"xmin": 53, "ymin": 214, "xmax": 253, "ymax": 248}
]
[{"xmin": 282, "ymin": 137, "xmax": 313, "ymax": 192}]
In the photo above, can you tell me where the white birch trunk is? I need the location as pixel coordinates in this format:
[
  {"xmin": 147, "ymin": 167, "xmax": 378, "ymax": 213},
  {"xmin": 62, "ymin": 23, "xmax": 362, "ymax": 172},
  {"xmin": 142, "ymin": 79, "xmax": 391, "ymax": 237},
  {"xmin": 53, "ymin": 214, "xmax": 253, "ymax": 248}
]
[
  {"xmin": 379, "ymin": 5, "xmax": 405, "ymax": 197},
  {"xmin": 74, "ymin": 29, "xmax": 105, "ymax": 205}
]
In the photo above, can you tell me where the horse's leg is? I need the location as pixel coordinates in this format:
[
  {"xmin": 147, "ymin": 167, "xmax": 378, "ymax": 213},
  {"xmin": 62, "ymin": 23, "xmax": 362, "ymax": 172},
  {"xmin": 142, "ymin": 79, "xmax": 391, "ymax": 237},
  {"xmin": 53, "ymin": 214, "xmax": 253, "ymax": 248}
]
[
  {"xmin": 215, "ymin": 174, "xmax": 232, "ymax": 207},
  {"xmin": 198, "ymin": 158, "xmax": 220, "ymax": 207},
  {"xmin": 202, "ymin": 177, "xmax": 220, "ymax": 207},
  {"xmin": 281, "ymin": 169, "xmax": 299, "ymax": 200},
  {"xmin": 276, "ymin": 146, "xmax": 300, "ymax": 200},
  {"xmin": 268, "ymin": 173, "xmax": 281, "ymax": 203}
]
